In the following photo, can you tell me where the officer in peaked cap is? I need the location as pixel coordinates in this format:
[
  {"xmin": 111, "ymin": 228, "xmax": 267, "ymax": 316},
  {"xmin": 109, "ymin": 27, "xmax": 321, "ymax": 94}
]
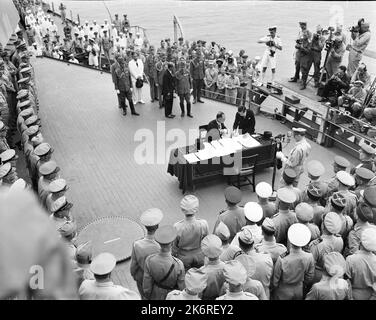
[
  {"xmin": 363, "ymin": 186, "xmax": 376, "ymax": 208},
  {"xmin": 354, "ymin": 167, "xmax": 375, "ymax": 196},
  {"xmin": 143, "ymin": 225, "xmax": 185, "ymax": 300},
  {"xmin": 50, "ymin": 196, "xmax": 74, "ymax": 230},
  {"xmin": 255, "ymin": 218, "xmax": 287, "ymax": 264},
  {"xmin": 22, "ymin": 124, "xmax": 39, "ymax": 146},
  {"xmin": 18, "ymin": 108, "xmax": 35, "ymax": 133},
  {"xmin": 79, "ymin": 252, "xmax": 140, "ymax": 300},
  {"xmin": 346, "ymin": 228, "xmax": 376, "ymax": 300},
  {"xmin": 74, "ymin": 242, "xmax": 95, "ymax": 286},
  {"xmin": 272, "ymin": 187, "xmax": 298, "ymax": 245},
  {"xmin": 304, "ymin": 160, "xmax": 328, "ymax": 206},
  {"xmin": 256, "ymin": 182, "xmax": 276, "ymax": 219},
  {"xmin": 328, "ymin": 190, "xmax": 354, "ymax": 238},
  {"xmin": 272, "ymin": 223, "xmax": 315, "ymax": 300},
  {"xmin": 326, "ymin": 156, "xmax": 351, "ymax": 197},
  {"xmin": 38, "ymin": 160, "xmax": 60, "ymax": 208},
  {"xmin": 17, "ymin": 99, "xmax": 31, "ymax": 114},
  {"xmin": 351, "ymin": 142, "xmax": 376, "ymax": 174},
  {"xmin": 0, "ymin": 149, "xmax": 18, "ymax": 167},
  {"xmin": 307, "ymin": 160, "xmax": 325, "ymax": 178},
  {"xmin": 213, "ymin": 186, "xmax": 246, "ymax": 243},
  {"xmin": 130, "ymin": 208, "xmax": 163, "ymax": 298},
  {"xmin": 46, "ymin": 178, "xmax": 68, "ymax": 213},
  {"xmin": 0, "ymin": 121, "xmax": 9, "ymax": 154},
  {"xmin": 335, "ymin": 171, "xmax": 358, "ymax": 223},
  {"xmin": 174, "ymin": 195, "xmax": 209, "ymax": 270},
  {"xmin": 217, "ymin": 260, "xmax": 258, "ymax": 300},
  {"xmin": 279, "ymin": 168, "xmax": 302, "ymax": 208},
  {"xmin": 166, "ymin": 267, "xmax": 208, "ymax": 300},
  {"xmin": 58, "ymin": 221, "xmax": 77, "ymax": 260},
  {"xmin": 295, "ymin": 202, "xmax": 320, "ymax": 241},
  {"xmin": 309, "ymin": 211, "xmax": 343, "ymax": 282}
]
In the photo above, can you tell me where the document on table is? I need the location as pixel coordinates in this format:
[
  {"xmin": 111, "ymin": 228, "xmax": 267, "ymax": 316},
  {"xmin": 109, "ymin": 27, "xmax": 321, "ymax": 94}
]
[
  {"xmin": 219, "ymin": 137, "xmax": 243, "ymax": 152},
  {"xmin": 233, "ymin": 133, "xmax": 261, "ymax": 148},
  {"xmin": 194, "ymin": 149, "xmax": 213, "ymax": 161},
  {"xmin": 183, "ymin": 153, "xmax": 199, "ymax": 163},
  {"xmin": 211, "ymin": 140, "xmax": 233, "ymax": 157}
]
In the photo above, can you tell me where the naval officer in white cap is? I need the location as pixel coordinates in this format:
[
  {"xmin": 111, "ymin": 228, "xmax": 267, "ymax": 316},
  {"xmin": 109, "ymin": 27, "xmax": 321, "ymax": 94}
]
[
  {"xmin": 277, "ymin": 127, "xmax": 311, "ymax": 188},
  {"xmin": 130, "ymin": 208, "xmax": 163, "ymax": 299},
  {"xmin": 79, "ymin": 252, "xmax": 140, "ymax": 300}
]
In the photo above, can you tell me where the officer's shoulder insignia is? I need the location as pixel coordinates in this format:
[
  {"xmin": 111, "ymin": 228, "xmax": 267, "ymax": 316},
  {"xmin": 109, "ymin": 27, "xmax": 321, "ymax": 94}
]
[
  {"xmin": 279, "ymin": 251, "xmax": 288, "ymax": 259},
  {"xmin": 219, "ymin": 209, "xmax": 226, "ymax": 215},
  {"xmin": 272, "ymin": 212, "xmax": 279, "ymax": 218},
  {"xmin": 309, "ymin": 238, "xmax": 322, "ymax": 247}
]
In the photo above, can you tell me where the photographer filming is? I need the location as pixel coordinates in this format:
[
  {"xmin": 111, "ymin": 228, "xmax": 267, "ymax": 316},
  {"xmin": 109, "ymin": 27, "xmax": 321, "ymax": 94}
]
[
  {"xmin": 338, "ymin": 80, "xmax": 367, "ymax": 118},
  {"xmin": 295, "ymin": 30, "xmax": 313, "ymax": 90},
  {"xmin": 347, "ymin": 20, "xmax": 371, "ymax": 77},
  {"xmin": 319, "ymin": 65, "xmax": 350, "ymax": 103},
  {"xmin": 310, "ymin": 25, "xmax": 326, "ymax": 88},
  {"xmin": 257, "ymin": 26, "xmax": 282, "ymax": 84},
  {"xmin": 325, "ymin": 36, "xmax": 346, "ymax": 78}
]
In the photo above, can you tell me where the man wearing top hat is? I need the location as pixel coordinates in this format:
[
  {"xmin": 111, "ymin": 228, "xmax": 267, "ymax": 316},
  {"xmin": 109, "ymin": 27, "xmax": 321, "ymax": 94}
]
[
  {"xmin": 130, "ymin": 208, "xmax": 162, "ymax": 299},
  {"xmin": 143, "ymin": 225, "xmax": 185, "ymax": 300},
  {"xmin": 277, "ymin": 127, "xmax": 311, "ymax": 187}
]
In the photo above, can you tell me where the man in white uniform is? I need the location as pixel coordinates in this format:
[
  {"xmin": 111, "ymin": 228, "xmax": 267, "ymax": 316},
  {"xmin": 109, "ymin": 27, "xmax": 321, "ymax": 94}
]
[
  {"xmin": 257, "ymin": 26, "xmax": 282, "ymax": 84},
  {"xmin": 129, "ymin": 51, "xmax": 145, "ymax": 104}
]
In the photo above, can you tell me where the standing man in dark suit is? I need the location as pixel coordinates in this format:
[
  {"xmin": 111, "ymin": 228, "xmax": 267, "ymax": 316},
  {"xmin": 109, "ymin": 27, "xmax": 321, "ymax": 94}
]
[
  {"xmin": 110, "ymin": 54, "xmax": 122, "ymax": 109},
  {"xmin": 206, "ymin": 112, "xmax": 227, "ymax": 142},
  {"xmin": 233, "ymin": 106, "xmax": 256, "ymax": 135},
  {"xmin": 190, "ymin": 50, "xmax": 205, "ymax": 104},
  {"xmin": 163, "ymin": 62, "xmax": 175, "ymax": 118},
  {"xmin": 112, "ymin": 56, "xmax": 139, "ymax": 116}
]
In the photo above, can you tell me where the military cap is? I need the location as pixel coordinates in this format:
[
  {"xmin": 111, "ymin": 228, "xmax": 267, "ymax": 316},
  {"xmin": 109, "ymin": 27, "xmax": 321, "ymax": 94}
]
[
  {"xmin": 223, "ymin": 260, "xmax": 248, "ymax": 285},
  {"xmin": 361, "ymin": 228, "xmax": 376, "ymax": 252},
  {"xmin": 323, "ymin": 212, "xmax": 342, "ymax": 234},
  {"xmin": 235, "ymin": 254, "xmax": 256, "ymax": 278},
  {"xmin": 283, "ymin": 168, "xmax": 297, "ymax": 184},
  {"xmin": 239, "ymin": 227, "xmax": 254, "ymax": 245},
  {"xmin": 154, "ymin": 225, "xmax": 177, "ymax": 244},
  {"xmin": 90, "ymin": 252, "xmax": 116, "ymax": 275},
  {"xmin": 214, "ymin": 221, "xmax": 230, "ymax": 241},
  {"xmin": 49, "ymin": 178, "xmax": 68, "ymax": 193},
  {"xmin": 19, "ymin": 108, "xmax": 34, "ymax": 118},
  {"xmin": 299, "ymin": 21, "xmax": 307, "ymax": 25},
  {"xmin": 31, "ymin": 135, "xmax": 44, "ymax": 147},
  {"xmin": 18, "ymin": 77, "xmax": 30, "ymax": 85},
  {"xmin": 9, "ymin": 178, "xmax": 26, "ymax": 192},
  {"xmin": 277, "ymin": 187, "xmax": 297, "ymax": 204},
  {"xmin": 336, "ymin": 171, "xmax": 355, "ymax": 187},
  {"xmin": 20, "ymin": 67, "xmax": 32, "ymax": 74},
  {"xmin": 244, "ymin": 202, "xmax": 263, "ymax": 223},
  {"xmin": 255, "ymin": 182, "xmax": 273, "ymax": 198},
  {"xmin": 295, "ymin": 202, "xmax": 314, "ymax": 223},
  {"xmin": 356, "ymin": 167, "xmax": 375, "ymax": 181},
  {"xmin": 224, "ymin": 186, "xmax": 242, "ymax": 204},
  {"xmin": 333, "ymin": 156, "xmax": 350, "ymax": 169},
  {"xmin": 25, "ymin": 115, "xmax": 39, "ymax": 127},
  {"xmin": 16, "ymin": 90, "xmax": 28, "ymax": 100},
  {"xmin": 360, "ymin": 142, "xmax": 376, "ymax": 155},
  {"xmin": 51, "ymin": 196, "xmax": 73, "ymax": 213},
  {"xmin": 363, "ymin": 186, "xmax": 376, "ymax": 207},
  {"xmin": 18, "ymin": 100, "xmax": 31, "ymax": 109},
  {"xmin": 76, "ymin": 242, "xmax": 93, "ymax": 265},
  {"xmin": 140, "ymin": 208, "xmax": 163, "ymax": 226},
  {"xmin": 1, "ymin": 149, "xmax": 17, "ymax": 163},
  {"xmin": 0, "ymin": 163, "xmax": 12, "ymax": 178},
  {"xmin": 180, "ymin": 194, "xmax": 199, "ymax": 213},
  {"xmin": 262, "ymin": 217, "xmax": 275, "ymax": 233},
  {"xmin": 58, "ymin": 221, "xmax": 77, "ymax": 237},
  {"xmin": 292, "ymin": 127, "xmax": 306, "ymax": 135},
  {"xmin": 201, "ymin": 234, "xmax": 222, "ymax": 258},
  {"xmin": 288, "ymin": 223, "xmax": 311, "ymax": 247},
  {"xmin": 324, "ymin": 252, "xmax": 346, "ymax": 277},
  {"xmin": 307, "ymin": 183, "xmax": 322, "ymax": 199},
  {"xmin": 16, "ymin": 42, "xmax": 27, "ymax": 50},
  {"xmin": 185, "ymin": 268, "xmax": 208, "ymax": 294},
  {"xmin": 307, "ymin": 160, "xmax": 325, "ymax": 178},
  {"xmin": 330, "ymin": 192, "xmax": 347, "ymax": 209},
  {"xmin": 34, "ymin": 142, "xmax": 53, "ymax": 157},
  {"xmin": 39, "ymin": 160, "xmax": 59, "ymax": 176},
  {"xmin": 356, "ymin": 203, "xmax": 374, "ymax": 223}
]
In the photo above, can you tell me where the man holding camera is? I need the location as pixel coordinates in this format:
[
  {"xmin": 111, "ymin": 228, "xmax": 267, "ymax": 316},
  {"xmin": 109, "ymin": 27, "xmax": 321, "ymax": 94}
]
[
  {"xmin": 338, "ymin": 80, "xmax": 367, "ymax": 118},
  {"xmin": 258, "ymin": 26, "xmax": 282, "ymax": 84},
  {"xmin": 289, "ymin": 22, "xmax": 311, "ymax": 83},
  {"xmin": 310, "ymin": 25, "xmax": 326, "ymax": 88},
  {"xmin": 325, "ymin": 37, "xmax": 346, "ymax": 79},
  {"xmin": 347, "ymin": 21, "xmax": 371, "ymax": 77},
  {"xmin": 319, "ymin": 65, "xmax": 350, "ymax": 103},
  {"xmin": 351, "ymin": 63, "xmax": 371, "ymax": 89},
  {"xmin": 295, "ymin": 30, "xmax": 313, "ymax": 90}
]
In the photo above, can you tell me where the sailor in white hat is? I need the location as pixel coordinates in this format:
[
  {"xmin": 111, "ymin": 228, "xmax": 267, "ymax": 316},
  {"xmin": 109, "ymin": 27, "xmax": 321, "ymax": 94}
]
[
  {"xmin": 277, "ymin": 127, "xmax": 311, "ymax": 188},
  {"xmin": 346, "ymin": 227, "xmax": 376, "ymax": 300},
  {"xmin": 255, "ymin": 182, "xmax": 276, "ymax": 219},
  {"xmin": 306, "ymin": 252, "xmax": 351, "ymax": 300},
  {"xmin": 199, "ymin": 234, "xmax": 226, "ymax": 300},
  {"xmin": 166, "ymin": 267, "xmax": 208, "ymax": 300},
  {"xmin": 216, "ymin": 260, "xmax": 258, "ymax": 300},
  {"xmin": 272, "ymin": 223, "xmax": 315, "ymax": 300},
  {"xmin": 143, "ymin": 225, "xmax": 185, "ymax": 300},
  {"xmin": 231, "ymin": 202, "xmax": 263, "ymax": 247},
  {"xmin": 79, "ymin": 252, "xmax": 140, "ymax": 300},
  {"xmin": 173, "ymin": 195, "xmax": 209, "ymax": 270},
  {"xmin": 130, "ymin": 208, "xmax": 163, "ymax": 299}
]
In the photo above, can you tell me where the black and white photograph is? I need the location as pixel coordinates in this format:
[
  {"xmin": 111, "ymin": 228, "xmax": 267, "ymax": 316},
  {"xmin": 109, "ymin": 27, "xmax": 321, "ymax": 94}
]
[{"xmin": 0, "ymin": 0, "xmax": 376, "ymax": 307}]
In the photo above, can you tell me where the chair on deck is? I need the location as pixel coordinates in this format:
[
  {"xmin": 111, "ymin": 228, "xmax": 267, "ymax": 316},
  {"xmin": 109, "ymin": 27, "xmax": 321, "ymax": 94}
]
[{"xmin": 223, "ymin": 154, "xmax": 258, "ymax": 191}]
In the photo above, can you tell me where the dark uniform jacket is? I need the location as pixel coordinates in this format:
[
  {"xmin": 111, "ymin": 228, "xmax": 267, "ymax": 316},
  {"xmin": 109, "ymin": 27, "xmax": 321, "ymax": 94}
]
[
  {"xmin": 144, "ymin": 54, "xmax": 157, "ymax": 79},
  {"xmin": 175, "ymin": 70, "xmax": 191, "ymax": 95},
  {"xmin": 233, "ymin": 109, "xmax": 256, "ymax": 135},
  {"xmin": 112, "ymin": 64, "xmax": 132, "ymax": 92},
  {"xmin": 190, "ymin": 58, "xmax": 205, "ymax": 80},
  {"xmin": 162, "ymin": 69, "xmax": 175, "ymax": 96}
]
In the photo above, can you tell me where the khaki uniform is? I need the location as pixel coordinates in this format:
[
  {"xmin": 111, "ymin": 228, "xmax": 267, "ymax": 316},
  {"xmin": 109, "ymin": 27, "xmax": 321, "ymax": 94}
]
[
  {"xmin": 219, "ymin": 243, "xmax": 241, "ymax": 262},
  {"xmin": 309, "ymin": 235, "xmax": 344, "ymax": 283},
  {"xmin": 79, "ymin": 280, "xmax": 140, "ymax": 300},
  {"xmin": 130, "ymin": 236, "xmax": 160, "ymax": 298},
  {"xmin": 255, "ymin": 239, "xmax": 287, "ymax": 264},
  {"xmin": 173, "ymin": 217, "xmax": 209, "ymax": 269},
  {"xmin": 243, "ymin": 278, "xmax": 268, "ymax": 300},
  {"xmin": 199, "ymin": 260, "xmax": 226, "ymax": 300},
  {"xmin": 306, "ymin": 223, "xmax": 320, "ymax": 241},
  {"xmin": 272, "ymin": 249, "xmax": 315, "ymax": 300},
  {"xmin": 166, "ymin": 289, "xmax": 201, "ymax": 300},
  {"xmin": 305, "ymin": 276, "xmax": 351, "ymax": 300},
  {"xmin": 338, "ymin": 190, "xmax": 357, "ymax": 221},
  {"xmin": 213, "ymin": 207, "xmax": 246, "ymax": 242},
  {"xmin": 143, "ymin": 251, "xmax": 185, "ymax": 300},
  {"xmin": 345, "ymin": 221, "xmax": 372, "ymax": 257},
  {"xmin": 38, "ymin": 176, "xmax": 58, "ymax": 207},
  {"xmin": 326, "ymin": 176, "xmax": 339, "ymax": 197},
  {"xmin": 272, "ymin": 209, "xmax": 298, "ymax": 245},
  {"xmin": 275, "ymin": 185, "xmax": 302, "ymax": 210},
  {"xmin": 258, "ymin": 200, "xmax": 276, "ymax": 218},
  {"xmin": 311, "ymin": 202, "xmax": 326, "ymax": 227},
  {"xmin": 216, "ymin": 290, "xmax": 258, "ymax": 300},
  {"xmin": 0, "ymin": 137, "xmax": 10, "ymax": 153},
  {"xmin": 232, "ymin": 224, "xmax": 263, "ymax": 246},
  {"xmin": 346, "ymin": 250, "xmax": 376, "ymax": 300}
]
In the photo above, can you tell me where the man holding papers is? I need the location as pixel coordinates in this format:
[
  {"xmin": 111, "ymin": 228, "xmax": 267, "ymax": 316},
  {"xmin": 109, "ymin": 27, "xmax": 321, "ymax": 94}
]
[
  {"xmin": 233, "ymin": 106, "xmax": 256, "ymax": 135},
  {"xmin": 206, "ymin": 111, "xmax": 228, "ymax": 142}
]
